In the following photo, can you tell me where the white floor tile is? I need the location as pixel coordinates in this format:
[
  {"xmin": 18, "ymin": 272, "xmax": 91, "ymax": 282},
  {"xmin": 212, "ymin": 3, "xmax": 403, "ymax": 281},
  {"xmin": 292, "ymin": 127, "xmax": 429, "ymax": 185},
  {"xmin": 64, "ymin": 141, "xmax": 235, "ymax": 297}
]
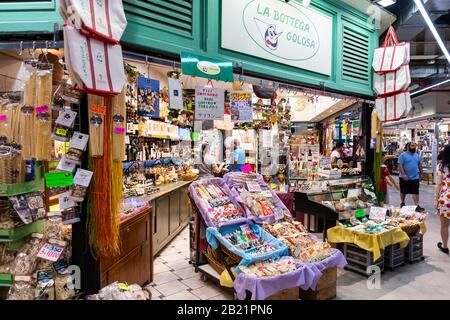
[
  {"xmin": 152, "ymin": 271, "xmax": 179, "ymax": 285},
  {"xmin": 154, "ymin": 280, "xmax": 189, "ymax": 296},
  {"xmin": 163, "ymin": 291, "xmax": 200, "ymax": 300}
]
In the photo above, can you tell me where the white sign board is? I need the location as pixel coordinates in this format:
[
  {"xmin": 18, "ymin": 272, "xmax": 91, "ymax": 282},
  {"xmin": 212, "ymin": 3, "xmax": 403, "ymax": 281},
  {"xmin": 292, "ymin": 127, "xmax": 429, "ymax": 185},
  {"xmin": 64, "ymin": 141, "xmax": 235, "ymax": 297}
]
[
  {"xmin": 221, "ymin": 0, "xmax": 333, "ymax": 75},
  {"xmin": 195, "ymin": 87, "xmax": 225, "ymax": 121}
]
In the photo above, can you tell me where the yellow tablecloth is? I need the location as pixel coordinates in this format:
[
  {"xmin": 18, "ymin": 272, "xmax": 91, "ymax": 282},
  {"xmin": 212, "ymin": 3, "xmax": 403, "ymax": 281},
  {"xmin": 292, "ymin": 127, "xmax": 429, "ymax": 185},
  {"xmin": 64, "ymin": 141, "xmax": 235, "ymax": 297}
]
[{"xmin": 327, "ymin": 226, "xmax": 411, "ymax": 261}]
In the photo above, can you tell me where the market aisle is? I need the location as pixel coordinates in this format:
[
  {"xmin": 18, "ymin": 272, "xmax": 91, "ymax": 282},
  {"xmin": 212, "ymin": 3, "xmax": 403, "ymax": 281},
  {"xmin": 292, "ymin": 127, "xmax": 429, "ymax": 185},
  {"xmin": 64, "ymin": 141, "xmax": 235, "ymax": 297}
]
[
  {"xmin": 336, "ymin": 183, "xmax": 450, "ymax": 300},
  {"xmin": 146, "ymin": 227, "xmax": 232, "ymax": 300}
]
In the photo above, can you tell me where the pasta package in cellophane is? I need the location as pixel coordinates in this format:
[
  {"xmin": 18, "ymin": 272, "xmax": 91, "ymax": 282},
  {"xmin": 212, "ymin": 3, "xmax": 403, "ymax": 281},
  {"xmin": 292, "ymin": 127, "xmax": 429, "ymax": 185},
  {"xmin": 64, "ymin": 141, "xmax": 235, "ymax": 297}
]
[
  {"xmin": 88, "ymin": 94, "xmax": 105, "ymax": 157},
  {"xmin": 20, "ymin": 70, "xmax": 36, "ymax": 159},
  {"xmin": 34, "ymin": 69, "xmax": 53, "ymax": 160},
  {"xmin": 111, "ymin": 88, "xmax": 126, "ymax": 161}
]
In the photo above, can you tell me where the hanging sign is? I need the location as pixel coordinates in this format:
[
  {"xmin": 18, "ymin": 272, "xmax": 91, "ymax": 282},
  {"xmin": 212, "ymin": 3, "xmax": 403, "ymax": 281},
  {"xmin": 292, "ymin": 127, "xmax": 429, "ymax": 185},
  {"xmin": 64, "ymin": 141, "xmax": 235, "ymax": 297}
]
[
  {"xmin": 181, "ymin": 52, "xmax": 234, "ymax": 82},
  {"xmin": 195, "ymin": 87, "xmax": 225, "ymax": 121},
  {"xmin": 221, "ymin": 0, "xmax": 332, "ymax": 75},
  {"xmin": 369, "ymin": 206, "xmax": 388, "ymax": 221},
  {"xmin": 168, "ymin": 78, "xmax": 183, "ymax": 110},
  {"xmin": 137, "ymin": 76, "xmax": 160, "ymax": 118},
  {"xmin": 230, "ymin": 91, "xmax": 253, "ymax": 122}
]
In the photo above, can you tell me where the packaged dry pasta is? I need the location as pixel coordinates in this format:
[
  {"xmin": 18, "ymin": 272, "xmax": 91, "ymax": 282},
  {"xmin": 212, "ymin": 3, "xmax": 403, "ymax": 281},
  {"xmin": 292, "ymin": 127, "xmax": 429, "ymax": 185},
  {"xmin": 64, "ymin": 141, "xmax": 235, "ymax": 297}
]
[
  {"xmin": 7, "ymin": 275, "xmax": 35, "ymax": 300},
  {"xmin": 43, "ymin": 212, "xmax": 64, "ymax": 240},
  {"xmin": 88, "ymin": 94, "xmax": 105, "ymax": 157},
  {"xmin": 70, "ymin": 168, "xmax": 93, "ymax": 202},
  {"xmin": 65, "ymin": 132, "xmax": 89, "ymax": 164},
  {"xmin": 0, "ymin": 144, "xmax": 24, "ymax": 184},
  {"xmin": 53, "ymin": 260, "xmax": 76, "ymax": 300},
  {"xmin": 35, "ymin": 269, "xmax": 55, "ymax": 300},
  {"xmin": 34, "ymin": 69, "xmax": 53, "ymax": 160},
  {"xmin": 13, "ymin": 233, "xmax": 44, "ymax": 275},
  {"xmin": 111, "ymin": 89, "xmax": 126, "ymax": 161}
]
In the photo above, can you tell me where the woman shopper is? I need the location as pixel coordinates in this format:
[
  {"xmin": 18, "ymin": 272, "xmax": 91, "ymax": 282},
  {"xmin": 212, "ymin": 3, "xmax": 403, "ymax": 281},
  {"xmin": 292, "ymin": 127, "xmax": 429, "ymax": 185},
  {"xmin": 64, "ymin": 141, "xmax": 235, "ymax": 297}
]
[{"xmin": 434, "ymin": 144, "xmax": 450, "ymax": 254}]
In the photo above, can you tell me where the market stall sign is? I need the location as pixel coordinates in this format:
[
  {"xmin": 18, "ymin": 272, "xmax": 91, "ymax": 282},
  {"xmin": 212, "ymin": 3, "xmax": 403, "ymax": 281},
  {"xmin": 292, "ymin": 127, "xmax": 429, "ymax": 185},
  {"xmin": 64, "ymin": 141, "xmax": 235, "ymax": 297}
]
[
  {"xmin": 355, "ymin": 209, "xmax": 365, "ymax": 219},
  {"xmin": 222, "ymin": 0, "xmax": 332, "ymax": 75},
  {"xmin": 45, "ymin": 172, "xmax": 74, "ymax": 188},
  {"xmin": 230, "ymin": 91, "xmax": 253, "ymax": 122},
  {"xmin": 181, "ymin": 52, "xmax": 234, "ymax": 82},
  {"xmin": 195, "ymin": 87, "xmax": 225, "ymax": 121}
]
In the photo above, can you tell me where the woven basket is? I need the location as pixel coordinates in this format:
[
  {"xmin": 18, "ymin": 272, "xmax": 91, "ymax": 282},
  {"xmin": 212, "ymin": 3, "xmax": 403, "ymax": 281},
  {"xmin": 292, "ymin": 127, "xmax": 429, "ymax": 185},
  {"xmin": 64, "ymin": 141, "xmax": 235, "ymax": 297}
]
[
  {"xmin": 219, "ymin": 242, "xmax": 242, "ymax": 265},
  {"xmin": 401, "ymin": 223, "xmax": 421, "ymax": 237},
  {"xmin": 205, "ymin": 245, "xmax": 226, "ymax": 275}
]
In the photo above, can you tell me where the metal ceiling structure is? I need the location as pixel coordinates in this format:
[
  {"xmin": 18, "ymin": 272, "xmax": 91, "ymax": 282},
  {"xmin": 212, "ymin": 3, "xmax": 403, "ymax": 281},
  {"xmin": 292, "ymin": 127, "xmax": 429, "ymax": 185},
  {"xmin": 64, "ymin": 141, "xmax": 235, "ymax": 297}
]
[{"xmin": 377, "ymin": 0, "xmax": 450, "ymax": 94}]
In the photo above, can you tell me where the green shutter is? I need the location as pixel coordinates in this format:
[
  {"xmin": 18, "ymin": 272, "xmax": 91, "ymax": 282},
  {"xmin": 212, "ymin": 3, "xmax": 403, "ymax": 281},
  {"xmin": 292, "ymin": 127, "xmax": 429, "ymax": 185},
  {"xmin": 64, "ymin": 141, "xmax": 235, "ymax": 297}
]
[
  {"xmin": 341, "ymin": 22, "xmax": 371, "ymax": 85},
  {"xmin": 123, "ymin": 0, "xmax": 194, "ymax": 37}
]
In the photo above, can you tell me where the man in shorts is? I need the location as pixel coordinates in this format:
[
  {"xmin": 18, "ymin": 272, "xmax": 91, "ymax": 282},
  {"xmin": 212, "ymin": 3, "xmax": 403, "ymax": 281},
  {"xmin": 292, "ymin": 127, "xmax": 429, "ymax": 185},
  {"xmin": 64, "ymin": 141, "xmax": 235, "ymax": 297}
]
[{"xmin": 398, "ymin": 142, "xmax": 425, "ymax": 212}]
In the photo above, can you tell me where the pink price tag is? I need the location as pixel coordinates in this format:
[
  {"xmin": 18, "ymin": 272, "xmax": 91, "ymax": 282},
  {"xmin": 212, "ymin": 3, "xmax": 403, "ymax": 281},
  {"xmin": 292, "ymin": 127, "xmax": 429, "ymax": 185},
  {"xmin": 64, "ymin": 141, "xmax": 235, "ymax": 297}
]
[
  {"xmin": 35, "ymin": 105, "xmax": 49, "ymax": 113},
  {"xmin": 0, "ymin": 115, "xmax": 6, "ymax": 121},
  {"xmin": 114, "ymin": 127, "xmax": 125, "ymax": 134},
  {"xmin": 208, "ymin": 208, "xmax": 214, "ymax": 213}
]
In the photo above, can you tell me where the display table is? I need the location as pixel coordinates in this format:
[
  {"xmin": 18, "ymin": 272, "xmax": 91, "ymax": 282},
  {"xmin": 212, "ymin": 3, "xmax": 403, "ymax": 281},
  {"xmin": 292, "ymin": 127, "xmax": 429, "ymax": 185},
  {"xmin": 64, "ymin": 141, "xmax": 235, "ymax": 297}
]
[{"xmin": 327, "ymin": 225, "xmax": 410, "ymax": 261}]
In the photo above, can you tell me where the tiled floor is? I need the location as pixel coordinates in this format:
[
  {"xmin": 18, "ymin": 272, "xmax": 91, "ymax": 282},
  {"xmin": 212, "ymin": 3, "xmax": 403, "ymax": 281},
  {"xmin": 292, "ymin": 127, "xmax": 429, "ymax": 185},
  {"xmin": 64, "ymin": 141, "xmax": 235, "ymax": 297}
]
[
  {"xmin": 148, "ymin": 183, "xmax": 450, "ymax": 300},
  {"xmin": 146, "ymin": 227, "xmax": 233, "ymax": 300}
]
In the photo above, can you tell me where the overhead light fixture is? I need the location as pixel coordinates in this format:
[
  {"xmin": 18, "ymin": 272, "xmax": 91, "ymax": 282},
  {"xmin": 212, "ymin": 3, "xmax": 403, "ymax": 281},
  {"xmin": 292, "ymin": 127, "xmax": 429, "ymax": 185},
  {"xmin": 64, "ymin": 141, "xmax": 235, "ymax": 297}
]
[
  {"xmin": 413, "ymin": 0, "xmax": 450, "ymax": 63},
  {"xmin": 411, "ymin": 78, "xmax": 450, "ymax": 96},
  {"xmin": 376, "ymin": 0, "xmax": 396, "ymax": 7}
]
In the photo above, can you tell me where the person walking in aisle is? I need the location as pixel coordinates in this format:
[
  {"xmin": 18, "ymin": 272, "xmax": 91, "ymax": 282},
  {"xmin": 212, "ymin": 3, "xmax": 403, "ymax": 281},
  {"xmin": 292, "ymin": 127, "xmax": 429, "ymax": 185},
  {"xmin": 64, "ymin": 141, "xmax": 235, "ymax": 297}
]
[
  {"xmin": 434, "ymin": 144, "xmax": 450, "ymax": 254},
  {"xmin": 398, "ymin": 141, "xmax": 425, "ymax": 212},
  {"xmin": 229, "ymin": 139, "xmax": 246, "ymax": 172}
]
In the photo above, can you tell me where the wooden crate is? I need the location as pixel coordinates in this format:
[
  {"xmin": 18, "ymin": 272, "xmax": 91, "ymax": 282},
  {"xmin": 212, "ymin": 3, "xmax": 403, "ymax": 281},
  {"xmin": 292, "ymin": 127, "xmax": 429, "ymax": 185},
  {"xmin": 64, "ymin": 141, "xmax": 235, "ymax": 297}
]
[
  {"xmin": 299, "ymin": 267, "xmax": 337, "ymax": 300},
  {"xmin": 265, "ymin": 287, "xmax": 299, "ymax": 300}
]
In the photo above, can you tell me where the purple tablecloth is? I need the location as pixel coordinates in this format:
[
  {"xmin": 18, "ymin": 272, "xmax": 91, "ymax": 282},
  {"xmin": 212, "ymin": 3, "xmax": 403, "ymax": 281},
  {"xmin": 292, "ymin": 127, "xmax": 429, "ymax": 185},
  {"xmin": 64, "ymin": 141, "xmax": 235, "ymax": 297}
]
[
  {"xmin": 234, "ymin": 263, "xmax": 322, "ymax": 300},
  {"xmin": 276, "ymin": 192, "xmax": 294, "ymax": 214},
  {"xmin": 233, "ymin": 248, "xmax": 347, "ymax": 300}
]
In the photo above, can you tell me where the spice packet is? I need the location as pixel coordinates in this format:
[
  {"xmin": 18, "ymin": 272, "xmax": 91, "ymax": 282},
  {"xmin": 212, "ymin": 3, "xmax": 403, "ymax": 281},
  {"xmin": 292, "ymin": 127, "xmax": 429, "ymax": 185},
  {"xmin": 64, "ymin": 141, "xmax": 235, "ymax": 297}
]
[
  {"xmin": 65, "ymin": 132, "xmax": 89, "ymax": 164},
  {"xmin": 70, "ymin": 168, "xmax": 93, "ymax": 202},
  {"xmin": 51, "ymin": 109, "xmax": 77, "ymax": 142}
]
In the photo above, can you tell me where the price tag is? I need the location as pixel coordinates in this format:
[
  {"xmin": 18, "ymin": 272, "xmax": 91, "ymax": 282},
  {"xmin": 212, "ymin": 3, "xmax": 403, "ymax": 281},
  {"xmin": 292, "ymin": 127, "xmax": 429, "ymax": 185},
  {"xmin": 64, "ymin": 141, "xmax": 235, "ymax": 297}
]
[
  {"xmin": 45, "ymin": 172, "xmax": 74, "ymax": 188},
  {"xmin": 90, "ymin": 104, "xmax": 107, "ymax": 115},
  {"xmin": 114, "ymin": 127, "xmax": 126, "ymax": 134},
  {"xmin": 0, "ymin": 115, "xmax": 7, "ymax": 121},
  {"xmin": 246, "ymin": 181, "xmax": 261, "ymax": 192},
  {"xmin": 56, "ymin": 127, "xmax": 68, "ymax": 136},
  {"xmin": 369, "ymin": 206, "xmax": 387, "ymax": 221},
  {"xmin": 37, "ymin": 243, "xmax": 65, "ymax": 262},
  {"xmin": 400, "ymin": 206, "xmax": 417, "ymax": 215},
  {"xmin": 35, "ymin": 105, "xmax": 49, "ymax": 113}
]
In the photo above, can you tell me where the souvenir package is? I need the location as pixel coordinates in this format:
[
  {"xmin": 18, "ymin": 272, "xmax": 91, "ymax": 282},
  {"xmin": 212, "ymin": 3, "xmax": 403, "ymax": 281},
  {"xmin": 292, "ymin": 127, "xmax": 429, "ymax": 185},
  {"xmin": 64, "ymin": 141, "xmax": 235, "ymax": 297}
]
[
  {"xmin": 193, "ymin": 182, "xmax": 245, "ymax": 226},
  {"xmin": 111, "ymin": 89, "xmax": 126, "ymax": 161},
  {"xmin": 61, "ymin": 207, "xmax": 80, "ymax": 225},
  {"xmin": 34, "ymin": 69, "xmax": 53, "ymax": 160},
  {"xmin": 87, "ymin": 282, "xmax": 149, "ymax": 300},
  {"xmin": 9, "ymin": 192, "xmax": 46, "ymax": 224},
  {"xmin": 53, "ymin": 260, "xmax": 76, "ymax": 300},
  {"xmin": 43, "ymin": 212, "xmax": 64, "ymax": 240},
  {"xmin": 238, "ymin": 256, "xmax": 303, "ymax": 278},
  {"xmin": 56, "ymin": 155, "xmax": 77, "ymax": 173},
  {"xmin": 87, "ymin": 94, "xmax": 105, "ymax": 157},
  {"xmin": 52, "ymin": 109, "xmax": 77, "ymax": 142},
  {"xmin": 65, "ymin": 132, "xmax": 89, "ymax": 164},
  {"xmin": 70, "ymin": 168, "xmax": 93, "ymax": 202},
  {"xmin": 7, "ymin": 276, "xmax": 35, "ymax": 300},
  {"xmin": 13, "ymin": 233, "xmax": 44, "ymax": 275},
  {"xmin": 35, "ymin": 269, "xmax": 55, "ymax": 300},
  {"xmin": 223, "ymin": 224, "xmax": 278, "ymax": 256}
]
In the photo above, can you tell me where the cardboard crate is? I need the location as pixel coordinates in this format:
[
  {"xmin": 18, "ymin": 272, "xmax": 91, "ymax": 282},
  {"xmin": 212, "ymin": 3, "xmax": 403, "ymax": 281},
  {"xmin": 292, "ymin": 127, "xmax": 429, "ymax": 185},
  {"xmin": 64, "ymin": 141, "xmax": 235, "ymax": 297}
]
[{"xmin": 299, "ymin": 267, "xmax": 337, "ymax": 300}]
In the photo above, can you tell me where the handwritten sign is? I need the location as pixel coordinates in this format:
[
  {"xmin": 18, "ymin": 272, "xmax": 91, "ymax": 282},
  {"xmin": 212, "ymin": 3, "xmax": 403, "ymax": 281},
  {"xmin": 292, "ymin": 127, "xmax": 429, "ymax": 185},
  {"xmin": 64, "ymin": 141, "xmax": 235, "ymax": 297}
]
[
  {"xmin": 369, "ymin": 206, "xmax": 388, "ymax": 221},
  {"xmin": 195, "ymin": 87, "xmax": 224, "ymax": 120},
  {"xmin": 90, "ymin": 104, "xmax": 107, "ymax": 115},
  {"xmin": 246, "ymin": 181, "xmax": 262, "ymax": 192},
  {"xmin": 230, "ymin": 91, "xmax": 253, "ymax": 122},
  {"xmin": 37, "ymin": 243, "xmax": 64, "ymax": 262}
]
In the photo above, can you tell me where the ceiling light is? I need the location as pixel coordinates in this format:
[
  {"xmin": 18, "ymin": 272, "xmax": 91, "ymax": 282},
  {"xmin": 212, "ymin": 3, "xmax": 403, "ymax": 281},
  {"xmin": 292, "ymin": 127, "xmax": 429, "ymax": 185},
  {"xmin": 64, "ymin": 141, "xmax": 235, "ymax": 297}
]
[
  {"xmin": 376, "ymin": 0, "xmax": 396, "ymax": 7},
  {"xmin": 414, "ymin": 0, "xmax": 450, "ymax": 63},
  {"xmin": 411, "ymin": 78, "xmax": 450, "ymax": 96}
]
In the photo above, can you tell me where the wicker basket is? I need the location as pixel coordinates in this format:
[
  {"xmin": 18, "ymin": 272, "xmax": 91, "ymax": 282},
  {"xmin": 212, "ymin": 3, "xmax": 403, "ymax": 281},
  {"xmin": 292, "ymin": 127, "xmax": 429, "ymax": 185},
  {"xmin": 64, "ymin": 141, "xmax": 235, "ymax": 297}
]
[
  {"xmin": 219, "ymin": 242, "xmax": 243, "ymax": 264},
  {"xmin": 204, "ymin": 245, "xmax": 226, "ymax": 275},
  {"xmin": 401, "ymin": 223, "xmax": 421, "ymax": 237}
]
